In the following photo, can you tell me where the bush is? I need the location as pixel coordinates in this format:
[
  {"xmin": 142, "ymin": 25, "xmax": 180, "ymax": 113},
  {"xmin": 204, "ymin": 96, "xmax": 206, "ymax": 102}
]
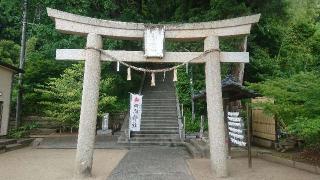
[
  {"xmin": 7, "ymin": 122, "xmax": 39, "ymax": 139},
  {"xmin": 249, "ymin": 72, "xmax": 320, "ymax": 146}
]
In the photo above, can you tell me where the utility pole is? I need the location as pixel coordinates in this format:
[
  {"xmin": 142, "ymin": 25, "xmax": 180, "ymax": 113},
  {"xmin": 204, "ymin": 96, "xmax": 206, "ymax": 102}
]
[{"xmin": 16, "ymin": 0, "xmax": 28, "ymax": 128}]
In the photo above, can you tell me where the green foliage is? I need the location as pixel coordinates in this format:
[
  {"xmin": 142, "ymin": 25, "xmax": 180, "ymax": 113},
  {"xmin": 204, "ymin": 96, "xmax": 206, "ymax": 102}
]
[
  {"xmin": 249, "ymin": 72, "xmax": 320, "ymax": 145},
  {"xmin": 0, "ymin": 0, "xmax": 319, "ymax": 147},
  {"xmin": 184, "ymin": 112, "xmax": 208, "ymax": 133},
  {"xmin": 36, "ymin": 63, "xmax": 123, "ymax": 129},
  {"xmin": 7, "ymin": 122, "xmax": 39, "ymax": 139},
  {"xmin": 0, "ymin": 40, "xmax": 20, "ymax": 65},
  {"xmin": 288, "ymin": 117, "xmax": 320, "ymax": 146}
]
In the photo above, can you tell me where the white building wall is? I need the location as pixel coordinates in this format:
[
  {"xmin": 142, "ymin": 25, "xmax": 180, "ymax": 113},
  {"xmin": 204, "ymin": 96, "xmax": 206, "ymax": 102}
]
[{"xmin": 0, "ymin": 67, "xmax": 14, "ymax": 136}]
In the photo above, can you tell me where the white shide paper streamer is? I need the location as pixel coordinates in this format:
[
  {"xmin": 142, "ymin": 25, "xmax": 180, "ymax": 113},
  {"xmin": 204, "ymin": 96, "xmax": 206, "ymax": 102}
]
[
  {"xmin": 229, "ymin": 132, "xmax": 245, "ymax": 140},
  {"xmin": 230, "ymin": 138, "xmax": 246, "ymax": 147},
  {"xmin": 227, "ymin": 116, "xmax": 242, "ymax": 122},
  {"xmin": 228, "ymin": 112, "xmax": 239, "ymax": 117},
  {"xmin": 228, "ymin": 121, "xmax": 243, "ymax": 127},
  {"xmin": 228, "ymin": 127, "xmax": 243, "ymax": 134}
]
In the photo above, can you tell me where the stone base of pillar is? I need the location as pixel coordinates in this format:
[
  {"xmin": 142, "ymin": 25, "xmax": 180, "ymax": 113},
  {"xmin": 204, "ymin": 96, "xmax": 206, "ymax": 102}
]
[{"xmin": 97, "ymin": 129, "xmax": 112, "ymax": 135}]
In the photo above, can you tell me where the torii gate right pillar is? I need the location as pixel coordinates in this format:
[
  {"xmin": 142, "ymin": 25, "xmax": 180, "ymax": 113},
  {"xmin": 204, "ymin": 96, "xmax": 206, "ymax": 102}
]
[{"xmin": 204, "ymin": 36, "xmax": 228, "ymax": 177}]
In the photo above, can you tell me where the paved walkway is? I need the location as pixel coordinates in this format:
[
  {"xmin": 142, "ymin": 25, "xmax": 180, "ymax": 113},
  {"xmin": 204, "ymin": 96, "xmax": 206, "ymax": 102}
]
[{"xmin": 108, "ymin": 146, "xmax": 194, "ymax": 180}]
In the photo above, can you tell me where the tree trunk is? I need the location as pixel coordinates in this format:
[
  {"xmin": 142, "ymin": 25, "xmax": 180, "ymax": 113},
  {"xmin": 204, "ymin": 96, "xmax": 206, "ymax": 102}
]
[{"xmin": 230, "ymin": 36, "xmax": 247, "ymax": 111}]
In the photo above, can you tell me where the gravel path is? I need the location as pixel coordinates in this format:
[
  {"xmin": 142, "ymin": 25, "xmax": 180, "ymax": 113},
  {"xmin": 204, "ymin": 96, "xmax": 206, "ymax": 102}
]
[
  {"xmin": 0, "ymin": 147, "xmax": 127, "ymax": 180},
  {"xmin": 187, "ymin": 158, "xmax": 320, "ymax": 180},
  {"xmin": 1, "ymin": 146, "xmax": 319, "ymax": 180}
]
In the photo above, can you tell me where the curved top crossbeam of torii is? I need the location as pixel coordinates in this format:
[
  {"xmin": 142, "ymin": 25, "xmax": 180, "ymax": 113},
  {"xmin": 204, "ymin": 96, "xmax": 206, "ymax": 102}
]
[
  {"xmin": 47, "ymin": 8, "xmax": 260, "ymax": 64},
  {"xmin": 47, "ymin": 8, "xmax": 260, "ymax": 40}
]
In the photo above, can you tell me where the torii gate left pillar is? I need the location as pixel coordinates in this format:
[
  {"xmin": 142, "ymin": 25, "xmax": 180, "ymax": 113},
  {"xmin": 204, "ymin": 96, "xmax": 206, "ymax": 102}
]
[
  {"xmin": 47, "ymin": 8, "xmax": 260, "ymax": 179},
  {"xmin": 74, "ymin": 33, "xmax": 102, "ymax": 178}
]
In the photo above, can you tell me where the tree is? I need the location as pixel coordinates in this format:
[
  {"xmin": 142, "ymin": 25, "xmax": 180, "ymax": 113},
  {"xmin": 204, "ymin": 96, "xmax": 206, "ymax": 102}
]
[
  {"xmin": 0, "ymin": 40, "xmax": 20, "ymax": 65},
  {"xmin": 249, "ymin": 72, "xmax": 320, "ymax": 146},
  {"xmin": 36, "ymin": 63, "xmax": 119, "ymax": 130}
]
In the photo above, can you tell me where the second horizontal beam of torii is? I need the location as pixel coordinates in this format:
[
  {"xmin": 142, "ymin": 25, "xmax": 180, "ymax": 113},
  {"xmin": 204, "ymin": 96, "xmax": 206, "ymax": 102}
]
[{"xmin": 56, "ymin": 49, "xmax": 249, "ymax": 63}]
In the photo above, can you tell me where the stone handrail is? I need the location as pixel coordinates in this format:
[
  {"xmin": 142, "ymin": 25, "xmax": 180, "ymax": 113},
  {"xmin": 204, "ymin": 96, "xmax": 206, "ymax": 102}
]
[
  {"xmin": 138, "ymin": 72, "xmax": 146, "ymax": 95},
  {"xmin": 118, "ymin": 72, "xmax": 146, "ymax": 142},
  {"xmin": 174, "ymin": 82, "xmax": 184, "ymax": 140}
]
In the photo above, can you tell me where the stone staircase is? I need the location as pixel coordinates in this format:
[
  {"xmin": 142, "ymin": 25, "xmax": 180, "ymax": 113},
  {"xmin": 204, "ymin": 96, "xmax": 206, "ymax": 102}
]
[
  {"xmin": 0, "ymin": 138, "xmax": 34, "ymax": 153},
  {"xmin": 127, "ymin": 70, "xmax": 182, "ymax": 146}
]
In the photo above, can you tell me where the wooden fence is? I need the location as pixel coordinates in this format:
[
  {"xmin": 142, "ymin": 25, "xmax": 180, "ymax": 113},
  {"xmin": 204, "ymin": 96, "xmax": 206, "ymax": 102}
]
[{"xmin": 251, "ymin": 97, "xmax": 276, "ymax": 141}]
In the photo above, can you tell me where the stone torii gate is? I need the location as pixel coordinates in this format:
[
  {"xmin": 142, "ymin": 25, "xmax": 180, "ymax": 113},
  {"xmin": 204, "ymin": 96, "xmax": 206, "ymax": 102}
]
[{"xmin": 47, "ymin": 8, "xmax": 260, "ymax": 178}]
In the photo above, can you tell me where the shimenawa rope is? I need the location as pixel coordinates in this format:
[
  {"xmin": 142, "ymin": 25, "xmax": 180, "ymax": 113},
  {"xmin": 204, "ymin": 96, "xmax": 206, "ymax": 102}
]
[{"xmin": 85, "ymin": 47, "xmax": 220, "ymax": 73}]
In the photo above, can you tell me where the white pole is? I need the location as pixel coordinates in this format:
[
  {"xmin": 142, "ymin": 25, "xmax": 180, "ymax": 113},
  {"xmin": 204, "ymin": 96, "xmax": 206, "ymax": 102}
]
[{"xmin": 200, "ymin": 115, "xmax": 204, "ymax": 138}]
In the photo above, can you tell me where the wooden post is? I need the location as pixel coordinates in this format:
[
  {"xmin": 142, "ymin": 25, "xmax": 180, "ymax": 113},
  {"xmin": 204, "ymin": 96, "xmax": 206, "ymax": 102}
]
[
  {"xmin": 74, "ymin": 33, "xmax": 102, "ymax": 178},
  {"xmin": 247, "ymin": 101, "xmax": 252, "ymax": 168},
  {"xmin": 204, "ymin": 36, "xmax": 228, "ymax": 177},
  {"xmin": 225, "ymin": 102, "xmax": 231, "ymax": 156}
]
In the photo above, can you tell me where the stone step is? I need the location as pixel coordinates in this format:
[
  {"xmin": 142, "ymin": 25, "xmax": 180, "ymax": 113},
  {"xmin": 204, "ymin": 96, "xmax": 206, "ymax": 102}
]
[
  {"xmin": 141, "ymin": 124, "xmax": 178, "ymax": 127},
  {"xmin": 143, "ymin": 84, "xmax": 174, "ymax": 88},
  {"xmin": 17, "ymin": 138, "xmax": 34, "ymax": 146},
  {"xmin": 141, "ymin": 124, "xmax": 178, "ymax": 128},
  {"xmin": 142, "ymin": 117, "xmax": 178, "ymax": 120},
  {"xmin": 142, "ymin": 118, "xmax": 177, "ymax": 121},
  {"xmin": 142, "ymin": 119, "xmax": 178, "ymax": 123},
  {"xmin": 143, "ymin": 99, "xmax": 176, "ymax": 102},
  {"xmin": 133, "ymin": 130, "xmax": 179, "ymax": 134},
  {"xmin": 142, "ymin": 107, "xmax": 177, "ymax": 110},
  {"xmin": 142, "ymin": 111, "xmax": 177, "ymax": 115},
  {"xmin": 142, "ymin": 104, "xmax": 176, "ymax": 108},
  {"xmin": 140, "ymin": 127, "xmax": 179, "ymax": 131},
  {"xmin": 5, "ymin": 143, "xmax": 26, "ymax": 152},
  {"xmin": 143, "ymin": 105, "xmax": 177, "ymax": 108},
  {"xmin": 0, "ymin": 145, "xmax": 5, "ymax": 153},
  {"xmin": 143, "ymin": 91, "xmax": 175, "ymax": 93},
  {"xmin": 142, "ymin": 118, "xmax": 178, "ymax": 122},
  {"xmin": 143, "ymin": 111, "xmax": 177, "ymax": 115},
  {"xmin": 143, "ymin": 98, "xmax": 176, "ymax": 100},
  {"xmin": 30, "ymin": 128, "xmax": 56, "ymax": 135},
  {"xmin": 143, "ymin": 108, "xmax": 177, "ymax": 111},
  {"xmin": 0, "ymin": 139, "xmax": 17, "ymax": 146},
  {"xmin": 143, "ymin": 90, "xmax": 175, "ymax": 93},
  {"xmin": 143, "ymin": 106, "xmax": 176, "ymax": 109},
  {"xmin": 142, "ymin": 116, "xmax": 177, "ymax": 119},
  {"xmin": 142, "ymin": 116, "xmax": 178, "ymax": 119},
  {"xmin": 143, "ymin": 93, "xmax": 176, "ymax": 96},
  {"xmin": 130, "ymin": 136, "xmax": 180, "ymax": 142},
  {"xmin": 126, "ymin": 141, "xmax": 183, "ymax": 147},
  {"xmin": 189, "ymin": 139, "xmax": 210, "ymax": 158},
  {"xmin": 142, "ymin": 103, "xmax": 176, "ymax": 107},
  {"xmin": 143, "ymin": 95, "xmax": 176, "ymax": 99},
  {"xmin": 140, "ymin": 128, "xmax": 178, "ymax": 131},
  {"xmin": 131, "ymin": 133, "xmax": 180, "ymax": 138},
  {"xmin": 184, "ymin": 142, "xmax": 203, "ymax": 158}
]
